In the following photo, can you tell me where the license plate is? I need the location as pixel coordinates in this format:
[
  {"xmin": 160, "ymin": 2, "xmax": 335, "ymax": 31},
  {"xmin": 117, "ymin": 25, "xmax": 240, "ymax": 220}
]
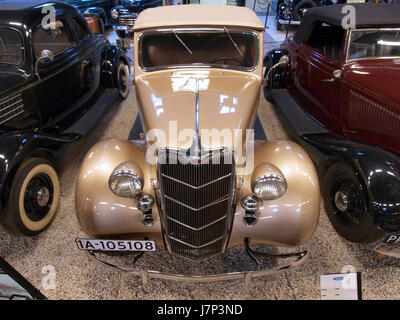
[
  {"xmin": 383, "ymin": 234, "xmax": 400, "ymax": 244},
  {"xmin": 75, "ymin": 238, "xmax": 156, "ymax": 252},
  {"xmin": 374, "ymin": 234, "xmax": 400, "ymax": 259}
]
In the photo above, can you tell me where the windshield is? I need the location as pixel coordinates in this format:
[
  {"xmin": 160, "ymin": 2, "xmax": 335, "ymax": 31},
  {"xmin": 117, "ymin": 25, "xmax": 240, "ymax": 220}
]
[
  {"xmin": 348, "ymin": 29, "xmax": 400, "ymax": 61},
  {"xmin": 0, "ymin": 28, "xmax": 23, "ymax": 65},
  {"xmin": 139, "ymin": 29, "xmax": 258, "ymax": 71}
]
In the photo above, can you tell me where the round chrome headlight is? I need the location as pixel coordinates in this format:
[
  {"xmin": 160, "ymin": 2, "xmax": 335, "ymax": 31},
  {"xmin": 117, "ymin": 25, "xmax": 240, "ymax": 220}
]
[
  {"xmin": 109, "ymin": 161, "xmax": 143, "ymax": 198},
  {"xmin": 111, "ymin": 9, "xmax": 119, "ymax": 19},
  {"xmin": 251, "ymin": 163, "xmax": 287, "ymax": 200},
  {"xmin": 252, "ymin": 175, "xmax": 287, "ymax": 200}
]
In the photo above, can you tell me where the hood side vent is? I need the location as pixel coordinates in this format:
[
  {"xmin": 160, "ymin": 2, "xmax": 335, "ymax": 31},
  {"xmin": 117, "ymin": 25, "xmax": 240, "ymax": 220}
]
[
  {"xmin": 0, "ymin": 94, "xmax": 24, "ymax": 125},
  {"xmin": 348, "ymin": 89, "xmax": 400, "ymax": 142}
]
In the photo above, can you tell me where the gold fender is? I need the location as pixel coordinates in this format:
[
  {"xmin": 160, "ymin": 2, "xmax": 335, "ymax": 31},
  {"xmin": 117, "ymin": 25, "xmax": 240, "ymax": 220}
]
[
  {"xmin": 228, "ymin": 140, "xmax": 320, "ymax": 248},
  {"xmin": 75, "ymin": 138, "xmax": 164, "ymax": 247}
]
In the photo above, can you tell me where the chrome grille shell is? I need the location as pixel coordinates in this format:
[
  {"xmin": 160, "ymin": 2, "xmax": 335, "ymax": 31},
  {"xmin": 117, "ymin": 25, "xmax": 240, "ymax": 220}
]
[{"xmin": 157, "ymin": 148, "xmax": 236, "ymax": 260}]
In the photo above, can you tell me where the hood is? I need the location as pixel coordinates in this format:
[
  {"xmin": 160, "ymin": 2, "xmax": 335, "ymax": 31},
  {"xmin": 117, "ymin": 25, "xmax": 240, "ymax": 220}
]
[
  {"xmin": 344, "ymin": 60, "xmax": 400, "ymax": 111},
  {"xmin": 135, "ymin": 70, "xmax": 261, "ymax": 149},
  {"xmin": 123, "ymin": 0, "xmax": 141, "ymax": 11},
  {"xmin": 0, "ymin": 68, "xmax": 29, "ymax": 97}
]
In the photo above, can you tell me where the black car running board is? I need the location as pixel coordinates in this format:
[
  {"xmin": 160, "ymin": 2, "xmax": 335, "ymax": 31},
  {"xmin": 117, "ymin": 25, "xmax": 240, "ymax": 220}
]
[{"xmin": 270, "ymin": 88, "xmax": 327, "ymax": 136}]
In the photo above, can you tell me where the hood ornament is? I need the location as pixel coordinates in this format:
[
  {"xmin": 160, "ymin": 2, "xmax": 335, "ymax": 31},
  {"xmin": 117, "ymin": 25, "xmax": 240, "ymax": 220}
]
[{"xmin": 189, "ymin": 78, "xmax": 201, "ymax": 161}]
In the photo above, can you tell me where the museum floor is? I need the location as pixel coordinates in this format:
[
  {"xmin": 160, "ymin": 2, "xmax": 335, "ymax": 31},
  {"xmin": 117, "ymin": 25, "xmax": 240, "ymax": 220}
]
[{"xmin": 0, "ymin": 23, "xmax": 399, "ymax": 300}]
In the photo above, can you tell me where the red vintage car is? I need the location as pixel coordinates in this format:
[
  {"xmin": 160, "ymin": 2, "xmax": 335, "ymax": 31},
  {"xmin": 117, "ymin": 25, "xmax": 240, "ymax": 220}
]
[{"xmin": 264, "ymin": 3, "xmax": 400, "ymax": 250}]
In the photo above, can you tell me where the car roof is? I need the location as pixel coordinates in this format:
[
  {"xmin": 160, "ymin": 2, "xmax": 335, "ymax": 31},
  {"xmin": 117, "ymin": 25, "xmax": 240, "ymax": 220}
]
[
  {"xmin": 0, "ymin": 1, "xmax": 75, "ymax": 19},
  {"xmin": 0, "ymin": 0, "xmax": 62, "ymax": 10},
  {"xmin": 294, "ymin": 3, "xmax": 400, "ymax": 43},
  {"xmin": 132, "ymin": 4, "xmax": 265, "ymax": 32}
]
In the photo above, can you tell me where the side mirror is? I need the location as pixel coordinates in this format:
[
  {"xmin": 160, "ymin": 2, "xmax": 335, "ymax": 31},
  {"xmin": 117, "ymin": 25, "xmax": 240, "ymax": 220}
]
[
  {"xmin": 35, "ymin": 49, "xmax": 54, "ymax": 80},
  {"xmin": 322, "ymin": 69, "xmax": 342, "ymax": 83},
  {"xmin": 333, "ymin": 69, "xmax": 342, "ymax": 80}
]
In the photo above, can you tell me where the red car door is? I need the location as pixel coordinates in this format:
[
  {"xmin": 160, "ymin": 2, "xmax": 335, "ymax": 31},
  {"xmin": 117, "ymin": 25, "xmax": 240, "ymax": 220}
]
[{"xmin": 292, "ymin": 23, "xmax": 346, "ymax": 131}]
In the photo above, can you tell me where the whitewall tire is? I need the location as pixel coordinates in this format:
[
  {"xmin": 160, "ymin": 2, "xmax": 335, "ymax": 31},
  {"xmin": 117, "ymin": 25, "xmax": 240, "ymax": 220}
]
[{"xmin": 4, "ymin": 157, "xmax": 60, "ymax": 236}]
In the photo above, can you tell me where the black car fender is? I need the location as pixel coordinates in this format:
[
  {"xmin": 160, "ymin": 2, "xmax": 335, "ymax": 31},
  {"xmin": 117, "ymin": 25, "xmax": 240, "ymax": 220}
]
[
  {"xmin": 0, "ymin": 132, "xmax": 80, "ymax": 220},
  {"xmin": 100, "ymin": 44, "xmax": 129, "ymax": 89},
  {"xmin": 264, "ymin": 49, "xmax": 286, "ymax": 89},
  {"xmin": 303, "ymin": 133, "xmax": 400, "ymax": 231}
]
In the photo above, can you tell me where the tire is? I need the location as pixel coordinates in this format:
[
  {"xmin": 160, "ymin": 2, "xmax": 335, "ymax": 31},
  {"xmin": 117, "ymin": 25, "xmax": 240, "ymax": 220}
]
[
  {"xmin": 3, "ymin": 157, "xmax": 60, "ymax": 236},
  {"xmin": 276, "ymin": 21, "xmax": 284, "ymax": 31},
  {"xmin": 293, "ymin": 0, "xmax": 316, "ymax": 20},
  {"xmin": 117, "ymin": 61, "xmax": 130, "ymax": 100},
  {"xmin": 263, "ymin": 55, "xmax": 274, "ymax": 102},
  {"xmin": 323, "ymin": 162, "xmax": 384, "ymax": 243}
]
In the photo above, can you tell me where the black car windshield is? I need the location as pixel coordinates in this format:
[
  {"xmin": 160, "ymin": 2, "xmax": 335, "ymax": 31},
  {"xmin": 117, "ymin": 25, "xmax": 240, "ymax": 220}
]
[
  {"xmin": 0, "ymin": 28, "xmax": 23, "ymax": 65},
  {"xmin": 348, "ymin": 29, "xmax": 400, "ymax": 61},
  {"xmin": 139, "ymin": 29, "xmax": 258, "ymax": 71}
]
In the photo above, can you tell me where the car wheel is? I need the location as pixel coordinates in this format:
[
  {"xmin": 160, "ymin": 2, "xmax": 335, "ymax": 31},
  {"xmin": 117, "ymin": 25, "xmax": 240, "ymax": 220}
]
[
  {"xmin": 3, "ymin": 157, "xmax": 60, "ymax": 236},
  {"xmin": 263, "ymin": 55, "xmax": 274, "ymax": 102},
  {"xmin": 276, "ymin": 21, "xmax": 284, "ymax": 31},
  {"xmin": 293, "ymin": 0, "xmax": 316, "ymax": 20},
  {"xmin": 323, "ymin": 162, "xmax": 384, "ymax": 243},
  {"xmin": 117, "ymin": 61, "xmax": 130, "ymax": 100}
]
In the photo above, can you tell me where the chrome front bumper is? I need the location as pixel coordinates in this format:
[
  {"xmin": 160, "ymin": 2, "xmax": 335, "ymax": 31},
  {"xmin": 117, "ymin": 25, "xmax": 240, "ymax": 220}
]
[
  {"xmin": 278, "ymin": 19, "xmax": 300, "ymax": 25},
  {"xmin": 85, "ymin": 241, "xmax": 308, "ymax": 285}
]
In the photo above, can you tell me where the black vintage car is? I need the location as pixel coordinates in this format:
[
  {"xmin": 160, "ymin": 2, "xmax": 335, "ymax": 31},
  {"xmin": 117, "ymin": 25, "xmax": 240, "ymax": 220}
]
[
  {"xmin": 276, "ymin": 0, "xmax": 345, "ymax": 31},
  {"xmin": 62, "ymin": 0, "xmax": 121, "ymax": 26},
  {"xmin": 0, "ymin": 0, "xmax": 130, "ymax": 236},
  {"xmin": 111, "ymin": 0, "xmax": 162, "ymax": 37}
]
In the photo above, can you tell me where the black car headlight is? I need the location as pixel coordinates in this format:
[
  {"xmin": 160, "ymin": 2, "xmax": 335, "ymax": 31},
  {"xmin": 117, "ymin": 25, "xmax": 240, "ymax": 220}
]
[
  {"xmin": 109, "ymin": 161, "xmax": 143, "ymax": 198},
  {"xmin": 111, "ymin": 9, "xmax": 119, "ymax": 19}
]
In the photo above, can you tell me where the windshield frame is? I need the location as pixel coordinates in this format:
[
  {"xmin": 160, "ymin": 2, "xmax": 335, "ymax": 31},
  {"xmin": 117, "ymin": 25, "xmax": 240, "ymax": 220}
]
[
  {"xmin": 346, "ymin": 27, "xmax": 400, "ymax": 63},
  {"xmin": 0, "ymin": 26, "xmax": 25, "ymax": 67},
  {"xmin": 137, "ymin": 27, "xmax": 260, "ymax": 73}
]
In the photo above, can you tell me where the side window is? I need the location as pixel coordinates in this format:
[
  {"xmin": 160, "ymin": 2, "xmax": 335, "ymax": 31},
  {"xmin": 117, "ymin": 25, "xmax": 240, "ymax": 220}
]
[
  {"xmin": 33, "ymin": 20, "xmax": 74, "ymax": 59},
  {"xmin": 73, "ymin": 17, "xmax": 91, "ymax": 41},
  {"xmin": 0, "ymin": 28, "xmax": 23, "ymax": 65},
  {"xmin": 305, "ymin": 22, "xmax": 345, "ymax": 61}
]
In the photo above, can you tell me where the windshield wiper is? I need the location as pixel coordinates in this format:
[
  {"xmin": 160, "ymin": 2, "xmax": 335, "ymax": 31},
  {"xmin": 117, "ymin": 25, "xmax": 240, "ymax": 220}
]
[
  {"xmin": 224, "ymin": 27, "xmax": 243, "ymax": 57},
  {"xmin": 171, "ymin": 28, "xmax": 192, "ymax": 55},
  {"xmin": 0, "ymin": 37, "xmax": 6, "ymax": 52}
]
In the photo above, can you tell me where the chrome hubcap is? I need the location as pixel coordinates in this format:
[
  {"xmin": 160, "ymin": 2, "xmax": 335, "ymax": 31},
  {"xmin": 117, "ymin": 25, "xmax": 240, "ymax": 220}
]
[
  {"xmin": 37, "ymin": 187, "xmax": 50, "ymax": 207},
  {"xmin": 334, "ymin": 190, "xmax": 348, "ymax": 212}
]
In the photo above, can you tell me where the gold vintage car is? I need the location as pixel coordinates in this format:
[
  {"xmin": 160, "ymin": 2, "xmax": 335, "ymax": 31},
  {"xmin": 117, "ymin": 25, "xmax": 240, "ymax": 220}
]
[{"xmin": 75, "ymin": 4, "xmax": 320, "ymax": 283}]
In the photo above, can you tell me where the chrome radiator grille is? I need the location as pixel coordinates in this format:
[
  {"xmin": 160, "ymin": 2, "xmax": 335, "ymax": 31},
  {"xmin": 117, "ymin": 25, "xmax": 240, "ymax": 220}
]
[
  {"xmin": 119, "ymin": 16, "xmax": 136, "ymax": 26},
  {"xmin": 158, "ymin": 149, "xmax": 235, "ymax": 260}
]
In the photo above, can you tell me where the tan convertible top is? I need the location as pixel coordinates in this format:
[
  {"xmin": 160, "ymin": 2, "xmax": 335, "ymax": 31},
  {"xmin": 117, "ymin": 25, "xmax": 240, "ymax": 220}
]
[{"xmin": 132, "ymin": 4, "xmax": 265, "ymax": 31}]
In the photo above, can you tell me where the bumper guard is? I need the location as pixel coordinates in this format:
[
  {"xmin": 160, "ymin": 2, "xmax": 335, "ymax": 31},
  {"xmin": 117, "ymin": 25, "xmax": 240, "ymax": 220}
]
[{"xmin": 85, "ymin": 238, "xmax": 308, "ymax": 285}]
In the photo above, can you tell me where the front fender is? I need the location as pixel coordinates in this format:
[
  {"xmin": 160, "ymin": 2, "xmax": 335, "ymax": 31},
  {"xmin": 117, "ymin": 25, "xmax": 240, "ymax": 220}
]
[
  {"xmin": 100, "ymin": 44, "xmax": 129, "ymax": 88},
  {"xmin": 0, "ymin": 131, "xmax": 76, "ymax": 220},
  {"xmin": 229, "ymin": 140, "xmax": 320, "ymax": 248},
  {"xmin": 75, "ymin": 139, "xmax": 164, "ymax": 246},
  {"xmin": 303, "ymin": 133, "xmax": 400, "ymax": 232},
  {"xmin": 264, "ymin": 49, "xmax": 286, "ymax": 89}
]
